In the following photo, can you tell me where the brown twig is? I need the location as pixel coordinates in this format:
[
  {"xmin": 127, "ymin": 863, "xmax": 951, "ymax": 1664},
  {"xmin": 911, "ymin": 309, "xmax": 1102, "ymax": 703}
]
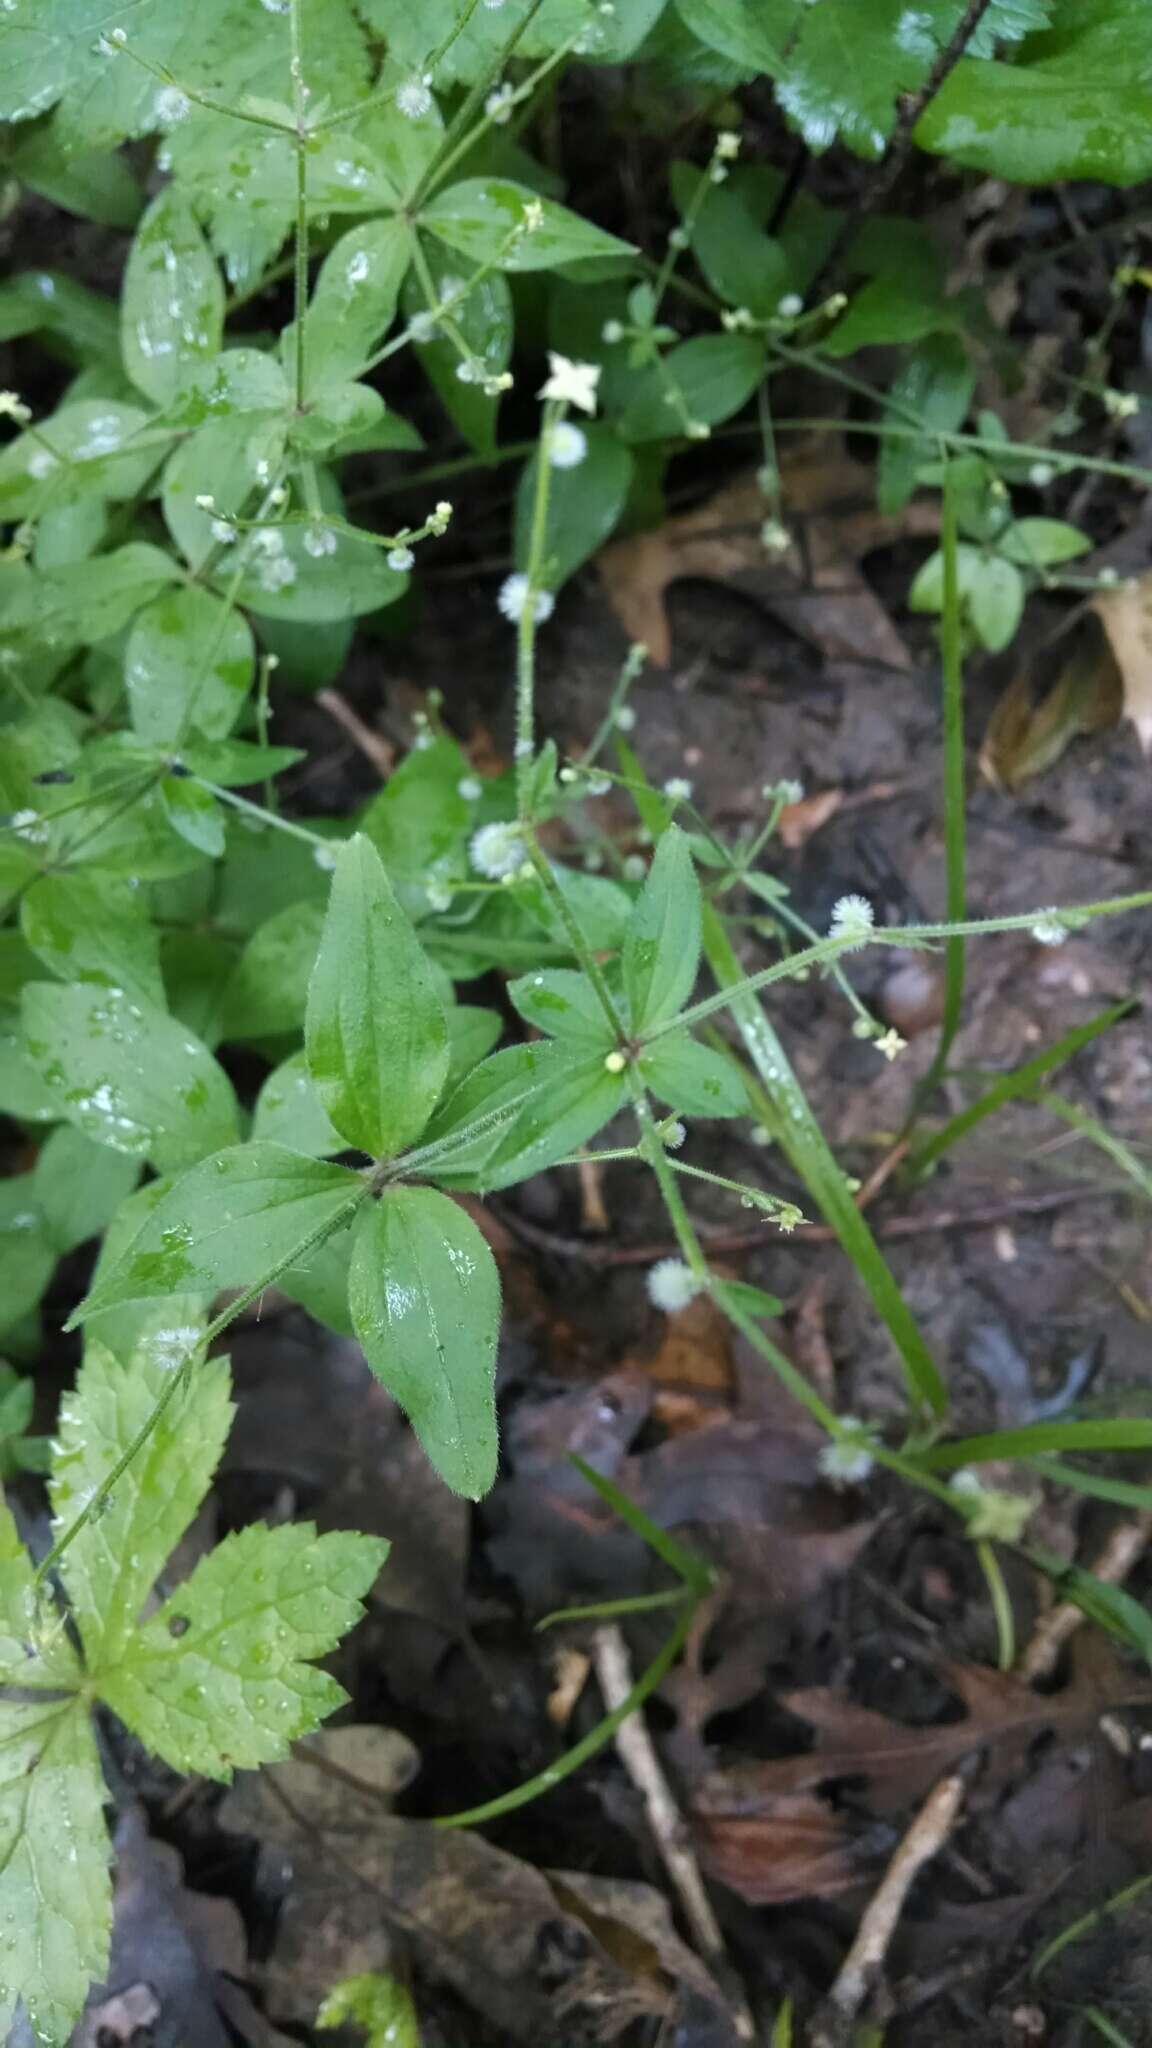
[
  {"xmin": 1017, "ymin": 1509, "xmax": 1152, "ymax": 1685},
  {"xmin": 808, "ymin": 0, "xmax": 997, "ymax": 296},
  {"xmin": 315, "ymin": 689, "xmax": 395, "ymax": 778},
  {"xmin": 495, "ymin": 1183, "xmax": 1112, "ymax": 1267},
  {"xmin": 592, "ymin": 1625, "xmax": 755, "ymax": 2042},
  {"xmin": 809, "ymin": 1769, "xmax": 968, "ymax": 2045}
]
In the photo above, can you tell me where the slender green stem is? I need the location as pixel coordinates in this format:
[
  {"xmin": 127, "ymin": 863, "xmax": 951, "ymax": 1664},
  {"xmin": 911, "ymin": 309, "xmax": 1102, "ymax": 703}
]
[
  {"xmin": 670, "ymin": 1156, "xmax": 801, "ymax": 1224},
  {"xmin": 433, "ymin": 1596, "xmax": 697, "ymax": 1828},
  {"xmin": 976, "ymin": 1540, "xmax": 1016, "ymax": 1671},
  {"xmin": 409, "ymin": 0, "xmax": 547, "ymax": 211},
  {"xmin": 192, "ymin": 778, "xmax": 333, "ymax": 849},
  {"xmin": 524, "ymin": 841, "xmax": 624, "ymax": 1037},
  {"xmin": 419, "ymin": 28, "xmax": 578, "ymax": 208},
  {"xmin": 913, "ymin": 460, "xmax": 968, "ymax": 1113},
  {"xmin": 517, "ymin": 399, "xmax": 561, "ymax": 816}
]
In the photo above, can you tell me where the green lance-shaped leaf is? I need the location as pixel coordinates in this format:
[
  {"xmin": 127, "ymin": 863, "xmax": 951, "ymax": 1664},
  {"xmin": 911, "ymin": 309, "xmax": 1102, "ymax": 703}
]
[
  {"xmin": 623, "ymin": 823, "xmax": 701, "ymax": 1034},
  {"xmin": 121, "ymin": 188, "xmax": 224, "ymax": 407},
  {"xmin": 348, "ymin": 1186, "xmax": 501, "ymax": 1498},
  {"xmin": 72, "ymin": 1143, "xmax": 365, "ymax": 1326},
  {"xmin": 305, "ymin": 834, "xmax": 449, "ymax": 1158}
]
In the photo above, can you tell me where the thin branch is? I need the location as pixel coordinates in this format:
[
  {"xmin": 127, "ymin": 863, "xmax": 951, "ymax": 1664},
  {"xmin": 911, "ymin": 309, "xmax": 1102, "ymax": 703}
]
[
  {"xmin": 592, "ymin": 1625, "xmax": 755, "ymax": 2043},
  {"xmin": 1018, "ymin": 1509, "xmax": 1152, "ymax": 1684}
]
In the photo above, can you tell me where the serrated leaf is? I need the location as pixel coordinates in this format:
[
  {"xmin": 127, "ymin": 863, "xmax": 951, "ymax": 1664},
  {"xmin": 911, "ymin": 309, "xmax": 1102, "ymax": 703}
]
[
  {"xmin": 74, "ymin": 1143, "xmax": 362, "ymax": 1325},
  {"xmin": 121, "ymin": 189, "xmax": 224, "ymax": 406},
  {"xmin": 126, "ymin": 585, "xmax": 255, "ymax": 744},
  {"xmin": 638, "ymin": 1030, "xmax": 747, "ymax": 1115},
  {"xmin": 98, "ymin": 1519, "xmax": 388, "ymax": 1779},
  {"xmin": 20, "ymin": 982, "xmax": 238, "ymax": 1171},
  {"xmin": 349, "ymin": 1186, "xmax": 500, "ymax": 1497},
  {"xmin": 507, "ymin": 967, "xmax": 616, "ymax": 1048},
  {"xmin": 305, "ymin": 834, "xmax": 449, "ymax": 1159},
  {"xmin": 623, "ymin": 823, "xmax": 700, "ymax": 1033},
  {"xmin": 917, "ymin": 0, "xmax": 1150, "ymax": 185},
  {"xmin": 50, "ymin": 1336, "xmax": 233, "ymax": 1668},
  {"xmin": 32, "ymin": 1123, "xmax": 140, "ymax": 1254},
  {"xmin": 21, "ymin": 870, "xmax": 166, "ymax": 1009},
  {"xmin": 0, "ymin": 1695, "xmax": 110, "ymax": 2048},
  {"xmin": 422, "ymin": 178, "xmax": 634, "ymax": 272}
]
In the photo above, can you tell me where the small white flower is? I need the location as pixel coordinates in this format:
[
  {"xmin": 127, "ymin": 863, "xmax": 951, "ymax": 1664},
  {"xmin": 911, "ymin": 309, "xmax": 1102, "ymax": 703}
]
[
  {"xmin": 714, "ymin": 129, "xmax": 741, "ymax": 160},
  {"xmin": 256, "ymin": 552, "xmax": 298, "ymax": 593},
  {"xmin": 0, "ymin": 391, "xmax": 31, "ymax": 424},
  {"xmin": 1103, "ymin": 388, "xmax": 1139, "ymax": 420},
  {"xmin": 818, "ymin": 1421, "xmax": 876, "ymax": 1485},
  {"xmin": 646, "ymin": 1257, "xmax": 702, "ymax": 1313},
  {"xmin": 428, "ymin": 500, "xmax": 453, "ymax": 535},
  {"xmin": 426, "ymin": 879, "xmax": 454, "ymax": 911},
  {"xmin": 602, "ymin": 319, "xmax": 624, "ymax": 344},
  {"xmin": 1031, "ymin": 908, "xmax": 1068, "ymax": 946},
  {"xmin": 312, "ymin": 843, "xmax": 338, "ymax": 871},
  {"xmin": 558, "ymin": 767, "xmax": 579, "ymax": 785},
  {"xmin": 1028, "ymin": 461, "xmax": 1054, "ymax": 487},
  {"xmin": 614, "ymin": 705, "xmax": 636, "ymax": 732},
  {"xmin": 387, "ymin": 546, "xmax": 415, "ymax": 572},
  {"xmin": 210, "ymin": 517, "xmax": 237, "ymax": 544},
  {"xmin": 686, "ymin": 420, "xmax": 711, "ymax": 440},
  {"xmin": 455, "ymin": 358, "xmax": 479, "ymax": 385},
  {"xmin": 457, "ymin": 776, "xmax": 483, "ymax": 801},
  {"xmin": 194, "ymin": 493, "xmax": 215, "ymax": 510},
  {"xmin": 949, "ymin": 1468, "xmax": 983, "ymax": 1497},
  {"xmin": 765, "ymin": 778, "xmax": 803, "ymax": 805},
  {"xmin": 483, "ymin": 370, "xmax": 514, "ymax": 397},
  {"xmin": 267, "ymin": 485, "xmax": 289, "ymax": 508},
  {"xmin": 154, "ymin": 84, "xmax": 189, "ymax": 125},
  {"xmin": 761, "ymin": 519, "xmax": 792, "ymax": 554},
  {"xmin": 722, "ymin": 307, "xmax": 755, "ymax": 332},
  {"xmin": 586, "ymin": 775, "xmax": 611, "ymax": 797},
  {"xmin": 668, "ymin": 226, "xmax": 688, "ymax": 251},
  {"xmin": 252, "ymin": 525, "xmax": 284, "ymax": 554},
  {"xmin": 548, "ymin": 421, "xmax": 587, "ymax": 469},
  {"xmin": 664, "ymin": 1120, "xmax": 687, "ymax": 1149},
  {"xmin": 10, "ymin": 808, "xmax": 48, "ymax": 845},
  {"xmin": 622, "ymin": 854, "xmax": 647, "ymax": 881},
  {"xmin": 875, "ymin": 1027, "xmax": 906, "ymax": 1061},
  {"xmin": 303, "ymin": 523, "xmax": 337, "ymax": 558},
  {"xmin": 604, "ymin": 1048, "xmax": 627, "ymax": 1072},
  {"xmin": 709, "ymin": 162, "xmax": 729, "ymax": 184},
  {"xmin": 397, "ymin": 74, "xmax": 433, "ymax": 120},
  {"xmin": 485, "ymin": 83, "xmax": 516, "ymax": 124},
  {"xmin": 829, "ymin": 894, "xmax": 875, "ymax": 948},
  {"xmin": 777, "ymin": 292, "xmax": 804, "ymax": 319},
  {"xmin": 470, "ymin": 820, "xmax": 528, "ymax": 879},
  {"xmin": 408, "ymin": 311, "xmax": 436, "ymax": 342},
  {"xmin": 1097, "ymin": 566, "xmax": 1120, "ymax": 587},
  {"xmin": 663, "ymin": 777, "xmax": 693, "ymax": 802},
  {"xmin": 538, "ymin": 352, "xmax": 601, "ymax": 415},
  {"xmin": 749, "ymin": 1123, "xmax": 772, "ymax": 1147},
  {"xmin": 497, "ymin": 573, "xmax": 555, "ymax": 625},
  {"xmin": 583, "ymin": 849, "xmax": 604, "ymax": 872}
]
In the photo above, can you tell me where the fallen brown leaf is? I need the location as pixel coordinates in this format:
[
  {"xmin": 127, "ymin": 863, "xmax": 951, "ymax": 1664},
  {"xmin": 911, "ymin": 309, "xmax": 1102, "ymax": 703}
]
[
  {"xmin": 692, "ymin": 1634, "xmax": 1152, "ymax": 1822},
  {"xmin": 1096, "ymin": 574, "xmax": 1152, "ymax": 756},
  {"xmin": 980, "ymin": 615, "xmax": 1122, "ymax": 790},
  {"xmin": 597, "ymin": 453, "xmax": 935, "ymax": 670},
  {"xmin": 694, "ymin": 1790, "xmax": 877, "ymax": 1905}
]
